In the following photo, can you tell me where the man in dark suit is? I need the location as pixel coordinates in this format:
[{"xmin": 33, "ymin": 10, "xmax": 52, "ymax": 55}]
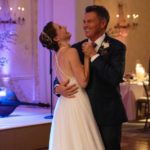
[{"xmin": 54, "ymin": 5, "xmax": 128, "ymax": 150}]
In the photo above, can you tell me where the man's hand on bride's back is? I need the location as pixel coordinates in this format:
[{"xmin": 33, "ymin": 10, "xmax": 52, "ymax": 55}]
[{"xmin": 55, "ymin": 79, "xmax": 79, "ymax": 98}]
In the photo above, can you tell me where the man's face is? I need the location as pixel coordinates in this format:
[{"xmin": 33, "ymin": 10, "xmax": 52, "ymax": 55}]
[{"xmin": 83, "ymin": 12, "xmax": 105, "ymax": 41}]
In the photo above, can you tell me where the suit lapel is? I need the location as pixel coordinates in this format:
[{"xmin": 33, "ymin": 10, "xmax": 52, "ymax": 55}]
[{"xmin": 97, "ymin": 34, "xmax": 110, "ymax": 55}]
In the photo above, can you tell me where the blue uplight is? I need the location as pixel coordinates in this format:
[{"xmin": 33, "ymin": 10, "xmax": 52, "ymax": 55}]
[{"xmin": 0, "ymin": 87, "xmax": 6, "ymax": 96}]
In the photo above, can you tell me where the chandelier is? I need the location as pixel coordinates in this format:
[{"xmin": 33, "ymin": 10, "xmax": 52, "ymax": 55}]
[
  {"xmin": 115, "ymin": 3, "xmax": 139, "ymax": 29},
  {"xmin": 108, "ymin": 3, "xmax": 139, "ymax": 38},
  {"xmin": 0, "ymin": 0, "xmax": 25, "ymax": 25}
]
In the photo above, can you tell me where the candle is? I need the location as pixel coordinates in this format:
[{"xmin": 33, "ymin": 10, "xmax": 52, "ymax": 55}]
[{"xmin": 136, "ymin": 63, "xmax": 145, "ymax": 82}]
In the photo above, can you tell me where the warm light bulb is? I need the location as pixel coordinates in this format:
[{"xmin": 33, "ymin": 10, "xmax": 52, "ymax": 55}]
[
  {"xmin": 116, "ymin": 14, "xmax": 119, "ymax": 18},
  {"xmin": 0, "ymin": 6, "xmax": 1, "ymax": 10},
  {"xmin": 21, "ymin": 7, "xmax": 25, "ymax": 11},
  {"xmin": 132, "ymin": 14, "xmax": 139, "ymax": 19},
  {"xmin": 127, "ymin": 14, "xmax": 131, "ymax": 19},
  {"xmin": 10, "ymin": 7, "xmax": 13, "ymax": 11},
  {"xmin": 18, "ymin": 6, "xmax": 21, "ymax": 10},
  {"xmin": 136, "ymin": 14, "xmax": 139, "ymax": 18},
  {"xmin": 132, "ymin": 14, "xmax": 136, "ymax": 19}
]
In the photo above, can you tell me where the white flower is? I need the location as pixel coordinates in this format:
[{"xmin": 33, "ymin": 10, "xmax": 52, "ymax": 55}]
[{"xmin": 101, "ymin": 41, "xmax": 109, "ymax": 49}]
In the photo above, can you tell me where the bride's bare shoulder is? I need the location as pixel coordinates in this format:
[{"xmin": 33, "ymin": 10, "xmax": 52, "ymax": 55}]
[
  {"xmin": 66, "ymin": 48, "xmax": 80, "ymax": 63},
  {"xmin": 67, "ymin": 48, "xmax": 78, "ymax": 56}
]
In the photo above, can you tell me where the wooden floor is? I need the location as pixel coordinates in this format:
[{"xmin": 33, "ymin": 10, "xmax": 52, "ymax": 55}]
[
  {"xmin": 121, "ymin": 121, "xmax": 150, "ymax": 150},
  {"xmin": 1, "ymin": 106, "xmax": 150, "ymax": 150},
  {"xmin": 39, "ymin": 121, "xmax": 150, "ymax": 150},
  {"xmin": 122, "ymin": 137, "xmax": 150, "ymax": 150}
]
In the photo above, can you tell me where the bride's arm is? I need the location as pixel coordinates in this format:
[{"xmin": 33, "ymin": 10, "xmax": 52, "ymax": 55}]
[{"xmin": 68, "ymin": 48, "xmax": 90, "ymax": 88}]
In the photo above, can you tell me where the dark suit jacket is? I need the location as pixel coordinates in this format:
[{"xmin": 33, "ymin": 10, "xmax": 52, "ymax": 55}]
[
  {"xmin": 72, "ymin": 34, "xmax": 128, "ymax": 126},
  {"xmin": 54, "ymin": 34, "xmax": 128, "ymax": 126}
]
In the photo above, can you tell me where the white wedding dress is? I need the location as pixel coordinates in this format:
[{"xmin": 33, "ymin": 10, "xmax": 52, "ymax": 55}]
[{"xmin": 48, "ymin": 55, "xmax": 105, "ymax": 150}]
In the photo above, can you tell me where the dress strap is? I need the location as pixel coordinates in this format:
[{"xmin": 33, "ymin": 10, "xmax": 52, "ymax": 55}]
[{"xmin": 55, "ymin": 54, "xmax": 71, "ymax": 79}]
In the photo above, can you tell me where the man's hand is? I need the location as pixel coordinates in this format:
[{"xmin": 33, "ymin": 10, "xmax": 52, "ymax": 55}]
[
  {"xmin": 82, "ymin": 42, "xmax": 97, "ymax": 58},
  {"xmin": 55, "ymin": 79, "xmax": 79, "ymax": 98}
]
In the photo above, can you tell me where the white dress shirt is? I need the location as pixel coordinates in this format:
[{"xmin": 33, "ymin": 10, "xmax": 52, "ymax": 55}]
[{"xmin": 89, "ymin": 33, "xmax": 106, "ymax": 62}]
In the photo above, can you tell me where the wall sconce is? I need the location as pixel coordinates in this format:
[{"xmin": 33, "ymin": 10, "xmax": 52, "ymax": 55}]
[
  {"xmin": 0, "ymin": 0, "xmax": 25, "ymax": 25},
  {"xmin": 0, "ymin": 0, "xmax": 23, "ymax": 51}
]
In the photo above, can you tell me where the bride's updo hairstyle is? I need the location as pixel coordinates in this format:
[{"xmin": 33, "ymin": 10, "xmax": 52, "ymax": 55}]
[{"xmin": 39, "ymin": 21, "xmax": 59, "ymax": 52}]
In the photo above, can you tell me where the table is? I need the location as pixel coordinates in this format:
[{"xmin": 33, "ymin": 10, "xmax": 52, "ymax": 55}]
[{"xmin": 120, "ymin": 82, "xmax": 145, "ymax": 121}]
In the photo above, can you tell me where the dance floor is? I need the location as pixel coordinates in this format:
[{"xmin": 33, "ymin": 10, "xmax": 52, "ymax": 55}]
[
  {"xmin": 0, "ymin": 105, "xmax": 52, "ymax": 130},
  {"xmin": 0, "ymin": 105, "xmax": 52, "ymax": 150},
  {"xmin": 1, "ymin": 106, "xmax": 150, "ymax": 150},
  {"xmin": 122, "ymin": 121, "xmax": 150, "ymax": 150}
]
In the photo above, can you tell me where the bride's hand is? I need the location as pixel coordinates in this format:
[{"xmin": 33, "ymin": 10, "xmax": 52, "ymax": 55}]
[{"xmin": 55, "ymin": 79, "xmax": 79, "ymax": 98}]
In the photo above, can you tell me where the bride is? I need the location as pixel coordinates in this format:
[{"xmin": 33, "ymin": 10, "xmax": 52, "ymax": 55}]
[{"xmin": 39, "ymin": 21, "xmax": 105, "ymax": 150}]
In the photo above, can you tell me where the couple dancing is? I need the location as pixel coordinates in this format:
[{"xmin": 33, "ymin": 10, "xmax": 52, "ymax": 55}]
[{"xmin": 40, "ymin": 5, "xmax": 127, "ymax": 150}]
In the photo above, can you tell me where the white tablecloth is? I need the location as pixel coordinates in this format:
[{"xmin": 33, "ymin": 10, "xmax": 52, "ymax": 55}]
[{"xmin": 120, "ymin": 82, "xmax": 145, "ymax": 121}]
